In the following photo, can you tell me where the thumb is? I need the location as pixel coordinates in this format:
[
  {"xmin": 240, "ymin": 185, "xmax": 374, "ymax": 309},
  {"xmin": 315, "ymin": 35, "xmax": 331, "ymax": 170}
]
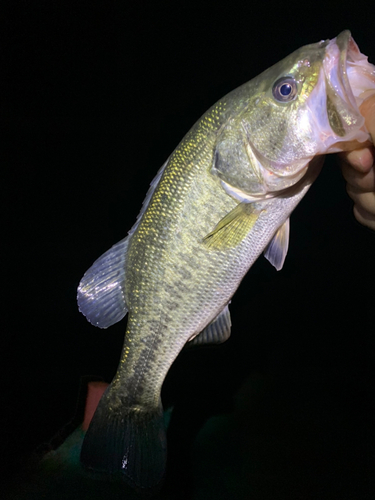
[{"xmin": 360, "ymin": 93, "xmax": 375, "ymax": 142}]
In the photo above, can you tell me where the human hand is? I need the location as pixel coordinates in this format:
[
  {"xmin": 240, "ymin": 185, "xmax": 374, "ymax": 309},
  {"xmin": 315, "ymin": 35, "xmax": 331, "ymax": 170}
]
[{"xmin": 339, "ymin": 95, "xmax": 375, "ymax": 230}]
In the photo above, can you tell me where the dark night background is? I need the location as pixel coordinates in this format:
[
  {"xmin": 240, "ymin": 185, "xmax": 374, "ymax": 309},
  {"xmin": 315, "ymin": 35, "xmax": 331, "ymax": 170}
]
[{"xmin": 2, "ymin": 1, "xmax": 375, "ymax": 498}]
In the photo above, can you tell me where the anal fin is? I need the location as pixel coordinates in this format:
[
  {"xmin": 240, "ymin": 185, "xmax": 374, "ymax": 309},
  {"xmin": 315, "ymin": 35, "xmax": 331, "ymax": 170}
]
[{"xmin": 188, "ymin": 304, "xmax": 232, "ymax": 347}]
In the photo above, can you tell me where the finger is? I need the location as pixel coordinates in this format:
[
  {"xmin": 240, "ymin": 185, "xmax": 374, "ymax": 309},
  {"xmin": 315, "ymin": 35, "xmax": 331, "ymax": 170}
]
[
  {"xmin": 360, "ymin": 93, "xmax": 375, "ymax": 141},
  {"xmin": 341, "ymin": 160, "xmax": 375, "ymax": 191},
  {"xmin": 339, "ymin": 145, "xmax": 374, "ymax": 173},
  {"xmin": 337, "ymin": 95, "xmax": 375, "ymax": 172},
  {"xmin": 346, "ymin": 186, "xmax": 375, "ymax": 215},
  {"xmin": 353, "ymin": 204, "xmax": 375, "ymax": 231}
]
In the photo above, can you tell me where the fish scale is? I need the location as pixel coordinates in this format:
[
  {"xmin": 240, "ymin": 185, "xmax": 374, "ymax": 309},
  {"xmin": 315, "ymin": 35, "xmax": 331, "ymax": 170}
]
[
  {"xmin": 78, "ymin": 31, "xmax": 375, "ymax": 490},
  {"xmin": 121, "ymin": 103, "xmax": 234, "ymax": 404}
]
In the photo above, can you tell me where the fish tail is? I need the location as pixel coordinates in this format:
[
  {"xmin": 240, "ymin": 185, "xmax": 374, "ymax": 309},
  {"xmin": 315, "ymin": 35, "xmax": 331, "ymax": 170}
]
[{"xmin": 80, "ymin": 384, "xmax": 167, "ymax": 490}]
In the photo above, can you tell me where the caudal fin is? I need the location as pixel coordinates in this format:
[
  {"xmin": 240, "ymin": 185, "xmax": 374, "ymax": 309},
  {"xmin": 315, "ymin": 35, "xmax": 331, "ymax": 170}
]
[{"xmin": 80, "ymin": 387, "xmax": 167, "ymax": 490}]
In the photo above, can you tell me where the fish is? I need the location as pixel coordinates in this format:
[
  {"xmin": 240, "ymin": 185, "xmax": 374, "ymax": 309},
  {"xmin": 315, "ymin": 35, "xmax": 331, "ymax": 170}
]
[{"xmin": 77, "ymin": 30, "xmax": 375, "ymax": 490}]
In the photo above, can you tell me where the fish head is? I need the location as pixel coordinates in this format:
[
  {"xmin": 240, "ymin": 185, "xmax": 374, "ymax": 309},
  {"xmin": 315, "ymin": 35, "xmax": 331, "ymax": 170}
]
[{"xmin": 216, "ymin": 31, "xmax": 375, "ymax": 198}]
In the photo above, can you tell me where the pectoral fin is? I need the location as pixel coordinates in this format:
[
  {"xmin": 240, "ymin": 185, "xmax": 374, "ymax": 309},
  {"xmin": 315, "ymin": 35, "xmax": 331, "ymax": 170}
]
[
  {"xmin": 263, "ymin": 218, "xmax": 290, "ymax": 271},
  {"xmin": 203, "ymin": 203, "xmax": 261, "ymax": 250},
  {"xmin": 187, "ymin": 304, "xmax": 232, "ymax": 347}
]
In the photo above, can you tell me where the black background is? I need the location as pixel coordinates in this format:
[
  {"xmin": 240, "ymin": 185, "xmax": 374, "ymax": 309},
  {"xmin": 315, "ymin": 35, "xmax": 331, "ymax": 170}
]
[{"xmin": 2, "ymin": 1, "xmax": 375, "ymax": 498}]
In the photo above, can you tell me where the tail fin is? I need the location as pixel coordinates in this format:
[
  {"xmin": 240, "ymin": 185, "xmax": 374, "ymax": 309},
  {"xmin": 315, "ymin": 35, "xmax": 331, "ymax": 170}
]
[{"xmin": 80, "ymin": 387, "xmax": 167, "ymax": 490}]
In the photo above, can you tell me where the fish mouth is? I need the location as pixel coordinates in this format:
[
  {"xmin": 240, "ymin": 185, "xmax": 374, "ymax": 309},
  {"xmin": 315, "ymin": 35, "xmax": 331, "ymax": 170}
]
[
  {"xmin": 319, "ymin": 30, "xmax": 375, "ymax": 151},
  {"xmin": 326, "ymin": 31, "xmax": 359, "ymax": 113},
  {"xmin": 334, "ymin": 31, "xmax": 375, "ymax": 104}
]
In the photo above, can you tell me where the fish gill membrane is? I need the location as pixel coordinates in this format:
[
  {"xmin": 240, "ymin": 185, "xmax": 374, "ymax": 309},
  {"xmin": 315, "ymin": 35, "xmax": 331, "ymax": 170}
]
[{"xmin": 77, "ymin": 31, "xmax": 375, "ymax": 491}]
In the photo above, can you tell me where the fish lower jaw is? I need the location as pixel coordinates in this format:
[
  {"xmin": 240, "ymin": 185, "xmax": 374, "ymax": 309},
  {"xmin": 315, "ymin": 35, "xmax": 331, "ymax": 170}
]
[
  {"xmin": 220, "ymin": 164, "xmax": 312, "ymax": 204},
  {"xmin": 317, "ymin": 32, "xmax": 375, "ymax": 152}
]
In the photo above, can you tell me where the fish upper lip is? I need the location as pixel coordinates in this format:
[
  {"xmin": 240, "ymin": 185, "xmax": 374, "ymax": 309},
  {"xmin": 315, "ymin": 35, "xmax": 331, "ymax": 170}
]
[
  {"xmin": 324, "ymin": 30, "xmax": 375, "ymax": 109},
  {"xmin": 323, "ymin": 30, "xmax": 357, "ymax": 110},
  {"xmin": 336, "ymin": 30, "xmax": 362, "ymax": 108},
  {"xmin": 318, "ymin": 30, "xmax": 375, "ymax": 149}
]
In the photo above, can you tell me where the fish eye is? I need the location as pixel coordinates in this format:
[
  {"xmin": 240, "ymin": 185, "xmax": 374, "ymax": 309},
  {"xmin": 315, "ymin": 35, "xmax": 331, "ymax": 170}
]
[{"xmin": 272, "ymin": 77, "xmax": 298, "ymax": 102}]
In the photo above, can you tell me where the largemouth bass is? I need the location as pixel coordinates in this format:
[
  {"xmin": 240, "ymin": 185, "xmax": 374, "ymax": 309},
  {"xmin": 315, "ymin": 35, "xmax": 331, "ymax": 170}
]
[{"xmin": 78, "ymin": 31, "xmax": 375, "ymax": 489}]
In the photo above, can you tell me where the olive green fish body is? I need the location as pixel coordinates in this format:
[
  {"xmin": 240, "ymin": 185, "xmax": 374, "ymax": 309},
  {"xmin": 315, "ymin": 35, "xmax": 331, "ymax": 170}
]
[
  {"xmin": 117, "ymin": 135, "xmax": 317, "ymax": 405},
  {"xmin": 78, "ymin": 31, "xmax": 375, "ymax": 489}
]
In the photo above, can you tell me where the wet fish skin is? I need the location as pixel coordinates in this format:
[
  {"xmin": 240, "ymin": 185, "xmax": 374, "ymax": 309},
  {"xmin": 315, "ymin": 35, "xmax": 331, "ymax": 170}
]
[{"xmin": 78, "ymin": 31, "xmax": 375, "ymax": 489}]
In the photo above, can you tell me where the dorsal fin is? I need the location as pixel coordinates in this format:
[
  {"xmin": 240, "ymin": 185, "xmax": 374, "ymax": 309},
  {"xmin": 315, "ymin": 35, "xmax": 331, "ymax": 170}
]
[
  {"xmin": 128, "ymin": 158, "xmax": 169, "ymax": 237},
  {"xmin": 77, "ymin": 159, "xmax": 169, "ymax": 329},
  {"xmin": 77, "ymin": 236, "xmax": 129, "ymax": 328}
]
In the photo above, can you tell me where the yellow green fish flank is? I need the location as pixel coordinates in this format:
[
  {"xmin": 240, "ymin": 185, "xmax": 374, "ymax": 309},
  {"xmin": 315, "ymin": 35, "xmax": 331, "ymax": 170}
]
[{"xmin": 77, "ymin": 31, "xmax": 375, "ymax": 489}]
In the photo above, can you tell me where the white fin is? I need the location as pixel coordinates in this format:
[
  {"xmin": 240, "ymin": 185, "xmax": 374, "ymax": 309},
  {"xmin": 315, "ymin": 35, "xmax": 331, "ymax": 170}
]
[
  {"xmin": 187, "ymin": 304, "xmax": 232, "ymax": 346},
  {"xmin": 77, "ymin": 237, "xmax": 130, "ymax": 328},
  {"xmin": 77, "ymin": 158, "xmax": 169, "ymax": 329},
  {"xmin": 263, "ymin": 218, "xmax": 290, "ymax": 271}
]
